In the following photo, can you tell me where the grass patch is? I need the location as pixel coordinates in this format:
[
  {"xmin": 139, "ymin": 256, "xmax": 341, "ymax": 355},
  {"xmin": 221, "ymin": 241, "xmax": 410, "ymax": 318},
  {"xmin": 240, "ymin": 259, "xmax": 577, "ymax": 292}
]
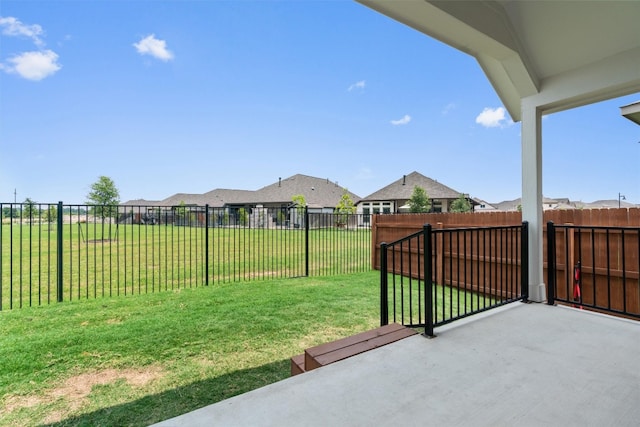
[
  {"xmin": 1, "ymin": 224, "xmax": 371, "ymax": 309},
  {"xmin": 385, "ymin": 278, "xmax": 499, "ymax": 327},
  {"xmin": 0, "ymin": 271, "xmax": 380, "ymax": 426}
]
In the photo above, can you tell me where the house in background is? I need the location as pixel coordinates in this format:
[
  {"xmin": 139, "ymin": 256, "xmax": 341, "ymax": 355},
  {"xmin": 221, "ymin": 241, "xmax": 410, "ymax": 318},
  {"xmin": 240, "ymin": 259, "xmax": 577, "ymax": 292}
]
[
  {"xmin": 493, "ymin": 197, "xmax": 565, "ymax": 212},
  {"xmin": 574, "ymin": 199, "xmax": 637, "ymax": 209},
  {"xmin": 492, "ymin": 197, "xmax": 638, "ymax": 211},
  {"xmin": 356, "ymin": 172, "xmax": 473, "ymax": 224},
  {"xmin": 471, "ymin": 198, "xmax": 498, "ymax": 212},
  {"xmin": 240, "ymin": 174, "xmax": 360, "ymax": 227},
  {"xmin": 122, "ymin": 174, "xmax": 360, "ymax": 227},
  {"xmin": 251, "ymin": 174, "xmax": 360, "ymax": 214}
]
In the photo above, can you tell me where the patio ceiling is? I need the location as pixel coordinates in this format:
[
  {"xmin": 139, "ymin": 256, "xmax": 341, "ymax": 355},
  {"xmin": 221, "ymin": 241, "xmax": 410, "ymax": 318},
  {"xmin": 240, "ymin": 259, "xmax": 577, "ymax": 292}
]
[
  {"xmin": 356, "ymin": 0, "xmax": 640, "ymax": 121},
  {"xmin": 356, "ymin": 0, "xmax": 640, "ymax": 302}
]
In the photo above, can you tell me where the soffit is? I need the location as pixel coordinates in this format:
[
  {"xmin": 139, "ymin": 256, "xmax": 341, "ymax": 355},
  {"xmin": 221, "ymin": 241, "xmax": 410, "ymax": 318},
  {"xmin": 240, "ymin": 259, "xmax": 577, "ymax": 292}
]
[{"xmin": 505, "ymin": 1, "xmax": 639, "ymax": 79}]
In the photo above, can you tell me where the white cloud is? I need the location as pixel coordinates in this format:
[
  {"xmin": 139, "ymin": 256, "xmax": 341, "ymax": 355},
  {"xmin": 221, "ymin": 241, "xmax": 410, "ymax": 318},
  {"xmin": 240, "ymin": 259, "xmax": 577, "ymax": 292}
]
[
  {"xmin": 0, "ymin": 16, "xmax": 44, "ymax": 46},
  {"xmin": 0, "ymin": 16, "xmax": 61, "ymax": 81},
  {"xmin": 475, "ymin": 107, "xmax": 511, "ymax": 128},
  {"xmin": 133, "ymin": 34, "xmax": 174, "ymax": 61},
  {"xmin": 442, "ymin": 102, "xmax": 456, "ymax": 115},
  {"xmin": 390, "ymin": 114, "xmax": 411, "ymax": 126},
  {"xmin": 5, "ymin": 50, "xmax": 61, "ymax": 81},
  {"xmin": 348, "ymin": 80, "xmax": 365, "ymax": 92}
]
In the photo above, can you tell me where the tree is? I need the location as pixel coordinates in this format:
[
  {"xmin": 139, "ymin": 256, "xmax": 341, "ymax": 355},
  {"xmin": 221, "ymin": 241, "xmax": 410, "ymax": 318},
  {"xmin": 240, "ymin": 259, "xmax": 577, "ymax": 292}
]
[
  {"xmin": 450, "ymin": 194, "xmax": 472, "ymax": 213},
  {"xmin": 23, "ymin": 198, "xmax": 37, "ymax": 223},
  {"xmin": 44, "ymin": 205, "xmax": 57, "ymax": 224},
  {"xmin": 87, "ymin": 176, "xmax": 120, "ymax": 240},
  {"xmin": 238, "ymin": 208, "xmax": 248, "ymax": 226},
  {"xmin": 292, "ymin": 194, "xmax": 306, "ymax": 212},
  {"xmin": 407, "ymin": 186, "xmax": 431, "ymax": 213},
  {"xmin": 291, "ymin": 194, "xmax": 306, "ymax": 226},
  {"xmin": 335, "ymin": 189, "xmax": 356, "ymax": 227},
  {"xmin": 86, "ymin": 176, "xmax": 120, "ymax": 219}
]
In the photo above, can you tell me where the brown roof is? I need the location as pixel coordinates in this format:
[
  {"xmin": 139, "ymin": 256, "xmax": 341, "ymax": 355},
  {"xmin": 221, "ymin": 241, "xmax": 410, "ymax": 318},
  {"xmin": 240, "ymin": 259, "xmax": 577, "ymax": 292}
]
[
  {"xmin": 160, "ymin": 193, "xmax": 205, "ymax": 206},
  {"xmin": 253, "ymin": 174, "xmax": 361, "ymax": 209},
  {"xmin": 200, "ymin": 189, "xmax": 261, "ymax": 208},
  {"xmin": 122, "ymin": 174, "xmax": 361, "ymax": 209},
  {"xmin": 362, "ymin": 171, "xmax": 462, "ymax": 201},
  {"xmin": 120, "ymin": 199, "xmax": 162, "ymax": 206}
]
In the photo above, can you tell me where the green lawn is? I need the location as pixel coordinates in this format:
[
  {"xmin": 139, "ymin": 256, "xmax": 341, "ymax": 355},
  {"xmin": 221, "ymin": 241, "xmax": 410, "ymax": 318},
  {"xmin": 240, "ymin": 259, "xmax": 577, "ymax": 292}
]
[
  {"xmin": 0, "ymin": 271, "xmax": 381, "ymax": 427},
  {"xmin": 1, "ymin": 223, "xmax": 371, "ymax": 310}
]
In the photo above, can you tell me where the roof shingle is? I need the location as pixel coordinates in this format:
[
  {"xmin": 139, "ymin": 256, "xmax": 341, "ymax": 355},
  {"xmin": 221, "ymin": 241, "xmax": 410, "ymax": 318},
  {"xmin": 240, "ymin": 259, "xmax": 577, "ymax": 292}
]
[{"xmin": 362, "ymin": 171, "xmax": 463, "ymax": 201}]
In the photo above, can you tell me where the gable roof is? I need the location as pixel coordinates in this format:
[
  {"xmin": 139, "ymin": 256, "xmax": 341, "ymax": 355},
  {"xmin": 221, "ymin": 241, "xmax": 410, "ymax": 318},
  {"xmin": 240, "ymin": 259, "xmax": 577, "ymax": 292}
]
[
  {"xmin": 124, "ymin": 174, "xmax": 361, "ymax": 209},
  {"xmin": 362, "ymin": 171, "xmax": 462, "ymax": 201},
  {"xmin": 160, "ymin": 193, "xmax": 205, "ymax": 206},
  {"xmin": 200, "ymin": 189, "xmax": 260, "ymax": 208},
  {"xmin": 254, "ymin": 174, "xmax": 360, "ymax": 208},
  {"xmin": 120, "ymin": 199, "xmax": 162, "ymax": 206},
  {"xmin": 472, "ymin": 198, "xmax": 497, "ymax": 210},
  {"xmin": 494, "ymin": 197, "xmax": 579, "ymax": 211},
  {"xmin": 579, "ymin": 199, "xmax": 637, "ymax": 209}
]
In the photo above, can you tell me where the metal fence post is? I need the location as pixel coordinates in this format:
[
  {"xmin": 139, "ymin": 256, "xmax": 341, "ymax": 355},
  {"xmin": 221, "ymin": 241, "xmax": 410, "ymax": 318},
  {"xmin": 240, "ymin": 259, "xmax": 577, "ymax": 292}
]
[
  {"xmin": 546, "ymin": 221, "xmax": 556, "ymax": 305},
  {"xmin": 0, "ymin": 204, "xmax": 2, "ymax": 311},
  {"xmin": 305, "ymin": 206, "xmax": 309, "ymax": 277},
  {"xmin": 205, "ymin": 204, "xmax": 209, "ymax": 286},
  {"xmin": 521, "ymin": 221, "xmax": 529, "ymax": 302},
  {"xmin": 380, "ymin": 242, "xmax": 388, "ymax": 326},
  {"xmin": 423, "ymin": 224, "xmax": 435, "ymax": 337},
  {"xmin": 56, "ymin": 201, "xmax": 63, "ymax": 303}
]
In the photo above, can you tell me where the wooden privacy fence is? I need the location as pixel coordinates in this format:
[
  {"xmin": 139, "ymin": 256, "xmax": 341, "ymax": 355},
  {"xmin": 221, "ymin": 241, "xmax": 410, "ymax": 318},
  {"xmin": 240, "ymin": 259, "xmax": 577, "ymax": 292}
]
[
  {"xmin": 548, "ymin": 223, "xmax": 640, "ymax": 318},
  {"xmin": 380, "ymin": 223, "xmax": 527, "ymax": 333},
  {"xmin": 382, "ymin": 223, "xmax": 525, "ymax": 299},
  {"xmin": 372, "ymin": 208, "xmax": 640, "ymax": 317}
]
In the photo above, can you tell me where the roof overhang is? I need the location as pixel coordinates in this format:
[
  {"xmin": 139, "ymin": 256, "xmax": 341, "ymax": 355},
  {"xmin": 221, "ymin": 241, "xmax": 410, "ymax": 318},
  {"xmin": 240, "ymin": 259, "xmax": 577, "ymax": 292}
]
[
  {"xmin": 356, "ymin": 0, "xmax": 640, "ymax": 121},
  {"xmin": 621, "ymin": 101, "xmax": 640, "ymax": 126}
]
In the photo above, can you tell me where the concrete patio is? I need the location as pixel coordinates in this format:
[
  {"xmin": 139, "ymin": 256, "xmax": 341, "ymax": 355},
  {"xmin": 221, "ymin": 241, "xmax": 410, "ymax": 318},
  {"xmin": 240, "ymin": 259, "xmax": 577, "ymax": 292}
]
[{"xmin": 153, "ymin": 302, "xmax": 640, "ymax": 426}]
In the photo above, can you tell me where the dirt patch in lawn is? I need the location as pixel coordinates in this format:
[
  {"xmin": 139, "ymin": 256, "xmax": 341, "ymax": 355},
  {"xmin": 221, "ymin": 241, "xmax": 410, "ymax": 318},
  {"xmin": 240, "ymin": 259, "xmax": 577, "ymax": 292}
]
[{"xmin": 2, "ymin": 366, "xmax": 164, "ymax": 424}]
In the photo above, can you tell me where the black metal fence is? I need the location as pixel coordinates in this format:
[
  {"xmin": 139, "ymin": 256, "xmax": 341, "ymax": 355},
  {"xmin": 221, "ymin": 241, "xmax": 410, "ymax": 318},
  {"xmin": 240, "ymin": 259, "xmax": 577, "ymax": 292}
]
[
  {"xmin": 547, "ymin": 222, "xmax": 640, "ymax": 319},
  {"xmin": 0, "ymin": 202, "xmax": 371, "ymax": 310},
  {"xmin": 380, "ymin": 223, "xmax": 528, "ymax": 336}
]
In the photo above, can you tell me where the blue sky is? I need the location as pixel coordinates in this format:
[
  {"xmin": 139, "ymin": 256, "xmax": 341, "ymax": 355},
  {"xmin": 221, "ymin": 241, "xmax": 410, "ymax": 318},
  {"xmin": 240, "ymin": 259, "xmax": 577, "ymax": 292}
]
[{"xmin": 1, "ymin": 1, "xmax": 639, "ymax": 205}]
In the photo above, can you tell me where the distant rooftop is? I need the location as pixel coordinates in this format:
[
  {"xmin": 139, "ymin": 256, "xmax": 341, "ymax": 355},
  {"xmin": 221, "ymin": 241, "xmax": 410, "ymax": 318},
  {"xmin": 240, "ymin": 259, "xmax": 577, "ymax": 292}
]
[{"xmin": 362, "ymin": 171, "xmax": 462, "ymax": 201}]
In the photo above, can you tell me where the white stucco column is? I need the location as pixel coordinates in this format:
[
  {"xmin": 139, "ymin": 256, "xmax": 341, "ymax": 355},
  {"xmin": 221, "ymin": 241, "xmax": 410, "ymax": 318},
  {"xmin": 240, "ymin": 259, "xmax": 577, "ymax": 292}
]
[{"xmin": 521, "ymin": 100, "xmax": 546, "ymax": 302}]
